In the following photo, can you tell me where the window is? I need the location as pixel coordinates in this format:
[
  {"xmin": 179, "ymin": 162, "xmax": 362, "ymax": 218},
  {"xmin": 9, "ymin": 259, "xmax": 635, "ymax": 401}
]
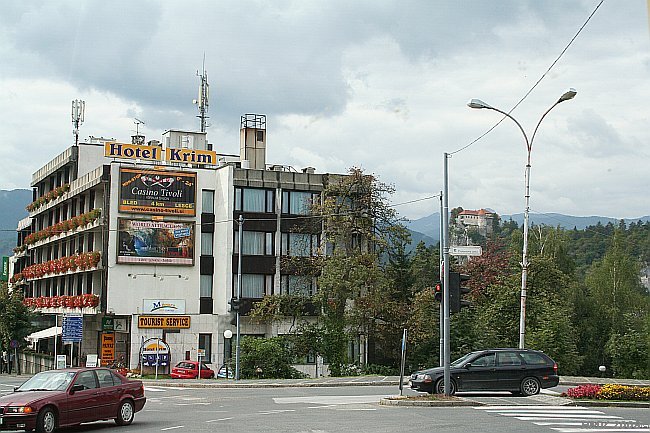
[
  {"xmin": 233, "ymin": 274, "xmax": 273, "ymax": 298},
  {"xmin": 234, "ymin": 187, "xmax": 274, "ymax": 213},
  {"xmin": 281, "ymin": 233, "xmax": 319, "ymax": 256},
  {"xmin": 200, "ymin": 275, "xmax": 213, "ymax": 298},
  {"xmin": 202, "ymin": 190, "xmax": 215, "ymax": 214},
  {"xmin": 282, "ymin": 191, "xmax": 318, "ymax": 215},
  {"xmin": 85, "ymin": 273, "xmax": 93, "ymax": 294},
  {"xmin": 201, "ymin": 232, "xmax": 214, "ymax": 256},
  {"xmin": 520, "ymin": 352, "xmax": 548, "ymax": 366},
  {"xmin": 497, "ymin": 352, "xmax": 522, "ymax": 366},
  {"xmin": 199, "ymin": 334, "xmax": 212, "ymax": 363},
  {"xmin": 280, "ymin": 275, "xmax": 316, "ymax": 296},
  {"xmin": 73, "ymin": 371, "xmax": 98, "ymax": 390},
  {"xmin": 471, "ymin": 353, "xmax": 496, "ymax": 367},
  {"xmin": 234, "ymin": 231, "xmax": 274, "ymax": 255},
  {"xmin": 96, "ymin": 369, "xmax": 116, "ymax": 387}
]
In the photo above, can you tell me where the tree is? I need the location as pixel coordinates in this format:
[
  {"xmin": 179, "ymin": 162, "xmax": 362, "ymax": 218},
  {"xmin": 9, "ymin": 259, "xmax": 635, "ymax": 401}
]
[{"xmin": 0, "ymin": 281, "xmax": 34, "ymax": 351}]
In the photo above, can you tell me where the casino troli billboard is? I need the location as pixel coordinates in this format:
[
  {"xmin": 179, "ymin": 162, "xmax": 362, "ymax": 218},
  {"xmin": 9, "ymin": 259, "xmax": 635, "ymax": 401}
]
[
  {"xmin": 117, "ymin": 219, "xmax": 194, "ymax": 265},
  {"xmin": 119, "ymin": 167, "xmax": 196, "ymax": 216}
]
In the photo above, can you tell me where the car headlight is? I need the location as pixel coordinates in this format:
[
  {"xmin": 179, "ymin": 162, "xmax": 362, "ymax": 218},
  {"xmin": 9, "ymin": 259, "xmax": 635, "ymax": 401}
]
[
  {"xmin": 417, "ymin": 374, "xmax": 432, "ymax": 383},
  {"xmin": 5, "ymin": 406, "xmax": 35, "ymax": 414}
]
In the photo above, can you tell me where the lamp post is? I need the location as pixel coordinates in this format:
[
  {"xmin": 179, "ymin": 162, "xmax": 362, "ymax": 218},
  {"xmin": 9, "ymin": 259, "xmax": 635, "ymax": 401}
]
[
  {"xmin": 235, "ymin": 215, "xmax": 243, "ymax": 380},
  {"xmin": 467, "ymin": 88, "xmax": 576, "ymax": 349},
  {"xmin": 223, "ymin": 329, "xmax": 233, "ymax": 379}
]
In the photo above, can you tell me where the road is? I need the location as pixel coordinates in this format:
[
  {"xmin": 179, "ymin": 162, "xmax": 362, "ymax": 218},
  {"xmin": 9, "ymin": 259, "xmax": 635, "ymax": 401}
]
[{"xmin": 1, "ymin": 377, "xmax": 648, "ymax": 433}]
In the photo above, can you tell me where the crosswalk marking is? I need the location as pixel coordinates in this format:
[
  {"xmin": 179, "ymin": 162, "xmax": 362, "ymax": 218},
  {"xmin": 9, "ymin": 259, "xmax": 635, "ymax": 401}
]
[{"xmin": 475, "ymin": 405, "xmax": 648, "ymax": 432}]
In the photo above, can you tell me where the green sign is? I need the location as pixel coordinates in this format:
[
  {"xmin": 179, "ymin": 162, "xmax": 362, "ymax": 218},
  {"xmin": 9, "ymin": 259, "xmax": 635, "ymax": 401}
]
[
  {"xmin": 1, "ymin": 256, "xmax": 8, "ymax": 282},
  {"xmin": 102, "ymin": 317, "xmax": 114, "ymax": 331}
]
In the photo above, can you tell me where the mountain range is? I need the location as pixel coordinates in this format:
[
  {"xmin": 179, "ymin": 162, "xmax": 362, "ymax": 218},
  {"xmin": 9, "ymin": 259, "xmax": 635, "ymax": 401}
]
[
  {"xmin": 0, "ymin": 188, "xmax": 647, "ymax": 257},
  {"xmin": 406, "ymin": 212, "xmax": 650, "ymax": 244}
]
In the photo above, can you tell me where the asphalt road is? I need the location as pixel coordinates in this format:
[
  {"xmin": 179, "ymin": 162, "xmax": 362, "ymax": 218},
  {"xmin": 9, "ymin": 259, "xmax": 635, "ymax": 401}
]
[{"xmin": 1, "ymin": 377, "xmax": 648, "ymax": 433}]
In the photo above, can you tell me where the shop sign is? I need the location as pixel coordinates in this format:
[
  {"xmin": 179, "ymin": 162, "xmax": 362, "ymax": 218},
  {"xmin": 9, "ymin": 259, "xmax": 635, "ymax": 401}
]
[
  {"xmin": 143, "ymin": 299, "xmax": 186, "ymax": 314},
  {"xmin": 1, "ymin": 256, "xmax": 8, "ymax": 282},
  {"xmin": 140, "ymin": 338, "xmax": 170, "ymax": 367},
  {"xmin": 101, "ymin": 332, "xmax": 115, "ymax": 366},
  {"xmin": 105, "ymin": 142, "xmax": 162, "ymax": 161},
  {"xmin": 105, "ymin": 142, "xmax": 217, "ymax": 166},
  {"xmin": 118, "ymin": 167, "xmax": 196, "ymax": 216},
  {"xmin": 137, "ymin": 315, "xmax": 191, "ymax": 329},
  {"xmin": 102, "ymin": 316, "xmax": 114, "ymax": 331},
  {"xmin": 117, "ymin": 219, "xmax": 194, "ymax": 265}
]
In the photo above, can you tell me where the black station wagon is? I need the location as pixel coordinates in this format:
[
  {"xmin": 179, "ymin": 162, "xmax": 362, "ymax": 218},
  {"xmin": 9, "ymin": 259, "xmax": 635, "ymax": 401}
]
[{"xmin": 409, "ymin": 348, "xmax": 559, "ymax": 396}]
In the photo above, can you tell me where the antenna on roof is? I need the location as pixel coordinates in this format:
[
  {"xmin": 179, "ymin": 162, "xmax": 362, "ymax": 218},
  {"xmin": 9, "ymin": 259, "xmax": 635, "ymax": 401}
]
[
  {"xmin": 132, "ymin": 118, "xmax": 146, "ymax": 145},
  {"xmin": 134, "ymin": 118, "xmax": 145, "ymax": 135},
  {"xmin": 193, "ymin": 54, "xmax": 210, "ymax": 133},
  {"xmin": 71, "ymin": 99, "xmax": 85, "ymax": 146}
]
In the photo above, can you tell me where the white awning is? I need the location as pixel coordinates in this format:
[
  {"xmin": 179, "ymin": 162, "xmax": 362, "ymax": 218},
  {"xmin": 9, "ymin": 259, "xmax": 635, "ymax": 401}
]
[{"xmin": 26, "ymin": 326, "xmax": 62, "ymax": 342}]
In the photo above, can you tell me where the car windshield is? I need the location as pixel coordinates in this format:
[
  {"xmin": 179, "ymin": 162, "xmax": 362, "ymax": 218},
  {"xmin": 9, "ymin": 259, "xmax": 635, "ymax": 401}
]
[
  {"xmin": 176, "ymin": 362, "xmax": 196, "ymax": 369},
  {"xmin": 17, "ymin": 371, "xmax": 75, "ymax": 391},
  {"xmin": 450, "ymin": 353, "xmax": 472, "ymax": 367}
]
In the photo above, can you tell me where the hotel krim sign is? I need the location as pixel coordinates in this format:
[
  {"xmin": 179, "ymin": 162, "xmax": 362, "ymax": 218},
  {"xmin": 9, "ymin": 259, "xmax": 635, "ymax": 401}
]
[{"xmin": 105, "ymin": 142, "xmax": 217, "ymax": 165}]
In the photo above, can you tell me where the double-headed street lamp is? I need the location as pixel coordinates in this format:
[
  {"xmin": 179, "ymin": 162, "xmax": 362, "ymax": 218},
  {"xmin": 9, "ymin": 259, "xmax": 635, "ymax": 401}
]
[{"xmin": 467, "ymin": 88, "xmax": 577, "ymax": 349}]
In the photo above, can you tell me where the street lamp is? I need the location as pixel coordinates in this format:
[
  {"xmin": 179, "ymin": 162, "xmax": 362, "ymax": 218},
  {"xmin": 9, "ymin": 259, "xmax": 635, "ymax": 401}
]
[{"xmin": 467, "ymin": 88, "xmax": 576, "ymax": 349}]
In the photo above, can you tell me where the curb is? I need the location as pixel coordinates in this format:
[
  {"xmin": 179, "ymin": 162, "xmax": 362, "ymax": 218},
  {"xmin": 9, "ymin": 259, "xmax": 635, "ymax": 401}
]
[
  {"xmin": 569, "ymin": 400, "xmax": 650, "ymax": 409},
  {"xmin": 141, "ymin": 379, "xmax": 402, "ymax": 389},
  {"xmin": 380, "ymin": 397, "xmax": 482, "ymax": 407}
]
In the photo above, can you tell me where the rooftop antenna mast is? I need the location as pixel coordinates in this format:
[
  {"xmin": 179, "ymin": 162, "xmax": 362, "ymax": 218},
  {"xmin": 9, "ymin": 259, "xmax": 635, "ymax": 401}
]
[
  {"xmin": 71, "ymin": 99, "xmax": 85, "ymax": 146},
  {"xmin": 134, "ymin": 118, "xmax": 145, "ymax": 135},
  {"xmin": 193, "ymin": 55, "xmax": 210, "ymax": 133},
  {"xmin": 132, "ymin": 118, "xmax": 146, "ymax": 145}
]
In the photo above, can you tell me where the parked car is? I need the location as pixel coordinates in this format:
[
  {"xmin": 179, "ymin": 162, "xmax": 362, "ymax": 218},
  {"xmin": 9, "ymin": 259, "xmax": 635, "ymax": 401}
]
[
  {"xmin": 0, "ymin": 367, "xmax": 146, "ymax": 433},
  {"xmin": 217, "ymin": 364, "xmax": 234, "ymax": 379},
  {"xmin": 409, "ymin": 348, "xmax": 559, "ymax": 396},
  {"xmin": 170, "ymin": 361, "xmax": 215, "ymax": 379}
]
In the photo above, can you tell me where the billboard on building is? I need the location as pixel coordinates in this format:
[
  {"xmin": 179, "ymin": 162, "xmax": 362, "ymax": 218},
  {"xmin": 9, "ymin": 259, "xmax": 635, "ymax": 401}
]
[
  {"xmin": 117, "ymin": 219, "xmax": 194, "ymax": 265},
  {"xmin": 119, "ymin": 167, "xmax": 196, "ymax": 216}
]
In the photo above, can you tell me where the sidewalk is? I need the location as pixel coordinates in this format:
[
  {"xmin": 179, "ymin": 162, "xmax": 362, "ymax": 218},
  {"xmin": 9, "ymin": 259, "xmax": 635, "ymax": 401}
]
[{"xmin": 140, "ymin": 375, "xmax": 650, "ymax": 389}]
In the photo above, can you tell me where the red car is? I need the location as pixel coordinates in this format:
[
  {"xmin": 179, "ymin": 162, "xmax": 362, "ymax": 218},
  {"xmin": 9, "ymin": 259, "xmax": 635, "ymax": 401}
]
[
  {"xmin": 170, "ymin": 361, "xmax": 215, "ymax": 379},
  {"xmin": 0, "ymin": 367, "xmax": 146, "ymax": 433}
]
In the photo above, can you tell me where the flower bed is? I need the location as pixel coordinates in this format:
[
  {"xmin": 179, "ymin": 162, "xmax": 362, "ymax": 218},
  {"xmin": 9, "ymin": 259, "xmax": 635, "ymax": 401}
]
[
  {"xmin": 24, "ymin": 209, "xmax": 101, "ymax": 246},
  {"xmin": 23, "ymin": 293, "xmax": 99, "ymax": 309},
  {"xmin": 26, "ymin": 184, "xmax": 70, "ymax": 212},
  {"xmin": 563, "ymin": 384, "xmax": 650, "ymax": 401},
  {"xmin": 21, "ymin": 251, "xmax": 101, "ymax": 279}
]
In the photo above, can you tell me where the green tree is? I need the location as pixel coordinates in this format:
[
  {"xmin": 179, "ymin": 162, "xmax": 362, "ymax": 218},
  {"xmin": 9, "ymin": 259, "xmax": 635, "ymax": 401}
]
[{"xmin": 0, "ymin": 282, "xmax": 34, "ymax": 350}]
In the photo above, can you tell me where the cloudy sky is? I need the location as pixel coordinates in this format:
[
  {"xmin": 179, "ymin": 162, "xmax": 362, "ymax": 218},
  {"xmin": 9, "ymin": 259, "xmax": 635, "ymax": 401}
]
[{"xmin": 1, "ymin": 1, "xmax": 648, "ymax": 221}]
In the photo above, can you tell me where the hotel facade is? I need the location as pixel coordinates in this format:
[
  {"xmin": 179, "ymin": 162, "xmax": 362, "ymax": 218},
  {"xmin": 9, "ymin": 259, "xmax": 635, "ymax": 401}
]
[{"xmin": 11, "ymin": 114, "xmax": 360, "ymax": 375}]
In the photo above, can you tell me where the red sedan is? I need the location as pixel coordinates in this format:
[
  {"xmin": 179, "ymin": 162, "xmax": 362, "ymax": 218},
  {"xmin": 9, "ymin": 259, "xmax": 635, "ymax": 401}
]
[
  {"xmin": 0, "ymin": 367, "xmax": 146, "ymax": 433},
  {"xmin": 170, "ymin": 361, "xmax": 215, "ymax": 379}
]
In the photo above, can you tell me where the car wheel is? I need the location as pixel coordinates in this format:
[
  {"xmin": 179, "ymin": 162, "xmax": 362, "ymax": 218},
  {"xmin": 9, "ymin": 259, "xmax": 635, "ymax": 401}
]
[
  {"xmin": 435, "ymin": 378, "xmax": 456, "ymax": 395},
  {"xmin": 115, "ymin": 400, "xmax": 135, "ymax": 426},
  {"xmin": 36, "ymin": 407, "xmax": 57, "ymax": 433},
  {"xmin": 520, "ymin": 377, "xmax": 541, "ymax": 396}
]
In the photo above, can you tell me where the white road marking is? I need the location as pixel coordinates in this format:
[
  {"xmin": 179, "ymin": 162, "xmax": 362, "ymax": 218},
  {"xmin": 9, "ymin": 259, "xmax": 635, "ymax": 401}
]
[
  {"xmin": 161, "ymin": 426, "xmax": 184, "ymax": 431},
  {"xmin": 274, "ymin": 395, "xmax": 385, "ymax": 405},
  {"xmin": 258, "ymin": 409, "xmax": 296, "ymax": 415},
  {"xmin": 206, "ymin": 418, "xmax": 233, "ymax": 423},
  {"xmin": 551, "ymin": 429, "xmax": 650, "ymax": 433}
]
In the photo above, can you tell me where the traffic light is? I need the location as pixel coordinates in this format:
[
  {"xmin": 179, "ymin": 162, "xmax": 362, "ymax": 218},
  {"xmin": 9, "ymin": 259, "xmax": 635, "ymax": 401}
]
[
  {"xmin": 434, "ymin": 281, "xmax": 443, "ymax": 302},
  {"xmin": 228, "ymin": 297, "xmax": 240, "ymax": 312},
  {"xmin": 449, "ymin": 272, "xmax": 471, "ymax": 313}
]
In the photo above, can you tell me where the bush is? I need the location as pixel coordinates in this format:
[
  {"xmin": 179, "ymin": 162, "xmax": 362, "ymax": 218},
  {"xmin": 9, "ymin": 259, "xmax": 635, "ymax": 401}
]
[
  {"xmin": 565, "ymin": 384, "xmax": 601, "ymax": 399},
  {"xmin": 597, "ymin": 384, "xmax": 650, "ymax": 401},
  {"xmin": 362, "ymin": 364, "xmax": 400, "ymax": 376},
  {"xmin": 564, "ymin": 384, "xmax": 650, "ymax": 401},
  {"xmin": 240, "ymin": 336, "xmax": 307, "ymax": 379}
]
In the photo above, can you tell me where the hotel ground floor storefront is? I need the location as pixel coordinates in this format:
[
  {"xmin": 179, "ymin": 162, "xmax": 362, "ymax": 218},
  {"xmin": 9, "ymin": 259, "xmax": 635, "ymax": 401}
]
[{"xmin": 27, "ymin": 312, "xmax": 241, "ymax": 373}]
